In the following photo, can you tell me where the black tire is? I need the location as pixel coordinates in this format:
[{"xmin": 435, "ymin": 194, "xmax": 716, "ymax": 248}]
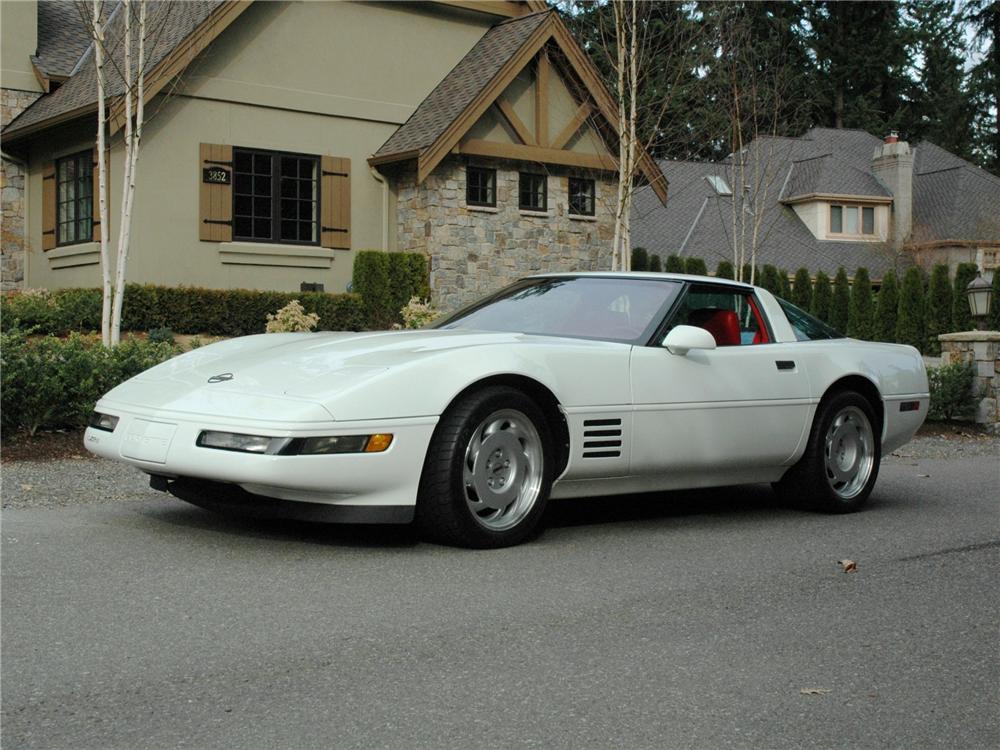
[
  {"xmin": 416, "ymin": 386, "xmax": 553, "ymax": 548},
  {"xmin": 774, "ymin": 390, "xmax": 881, "ymax": 513}
]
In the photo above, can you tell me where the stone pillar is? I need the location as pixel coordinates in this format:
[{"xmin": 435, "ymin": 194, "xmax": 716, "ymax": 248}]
[
  {"xmin": 939, "ymin": 331, "xmax": 1000, "ymax": 433},
  {"xmin": 2, "ymin": 87, "xmax": 42, "ymax": 291}
]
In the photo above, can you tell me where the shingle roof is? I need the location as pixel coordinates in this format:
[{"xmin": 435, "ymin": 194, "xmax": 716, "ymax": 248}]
[
  {"xmin": 631, "ymin": 127, "xmax": 1000, "ymax": 280},
  {"xmin": 33, "ymin": 0, "xmax": 111, "ymax": 81},
  {"xmin": 4, "ymin": 1, "xmax": 224, "ymax": 137},
  {"xmin": 373, "ymin": 10, "xmax": 551, "ymax": 158}
]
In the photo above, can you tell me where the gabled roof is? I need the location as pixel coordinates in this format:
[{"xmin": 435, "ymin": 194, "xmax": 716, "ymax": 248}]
[
  {"xmin": 370, "ymin": 9, "xmax": 668, "ymax": 205},
  {"xmin": 911, "ymin": 142, "xmax": 1000, "ymax": 245},
  {"xmin": 3, "ymin": 1, "xmax": 248, "ymax": 142},
  {"xmin": 782, "ymin": 153, "xmax": 892, "ymax": 201},
  {"xmin": 32, "ymin": 0, "xmax": 112, "ymax": 85}
]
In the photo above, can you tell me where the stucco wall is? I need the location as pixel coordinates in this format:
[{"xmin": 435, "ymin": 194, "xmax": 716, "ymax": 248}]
[{"xmin": 395, "ymin": 155, "xmax": 617, "ymax": 312}]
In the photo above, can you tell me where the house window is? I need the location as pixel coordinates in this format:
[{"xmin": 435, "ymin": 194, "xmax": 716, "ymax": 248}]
[
  {"xmin": 519, "ymin": 172, "xmax": 547, "ymax": 211},
  {"xmin": 568, "ymin": 177, "xmax": 595, "ymax": 216},
  {"xmin": 466, "ymin": 166, "xmax": 496, "ymax": 207},
  {"xmin": 830, "ymin": 204, "xmax": 875, "ymax": 237},
  {"xmin": 233, "ymin": 148, "xmax": 319, "ymax": 244},
  {"xmin": 56, "ymin": 151, "xmax": 92, "ymax": 246}
]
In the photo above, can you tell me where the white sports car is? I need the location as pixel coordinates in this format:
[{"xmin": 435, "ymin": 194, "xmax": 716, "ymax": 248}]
[{"xmin": 85, "ymin": 273, "xmax": 929, "ymax": 548}]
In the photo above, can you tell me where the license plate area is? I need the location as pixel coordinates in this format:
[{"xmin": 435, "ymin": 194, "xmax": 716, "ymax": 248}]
[{"xmin": 121, "ymin": 419, "xmax": 177, "ymax": 464}]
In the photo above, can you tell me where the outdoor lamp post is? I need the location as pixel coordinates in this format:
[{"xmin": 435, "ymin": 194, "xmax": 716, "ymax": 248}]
[{"xmin": 965, "ymin": 272, "xmax": 993, "ymax": 330}]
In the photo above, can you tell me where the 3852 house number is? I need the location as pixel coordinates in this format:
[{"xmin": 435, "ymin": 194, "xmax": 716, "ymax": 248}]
[{"xmin": 202, "ymin": 167, "xmax": 231, "ymax": 185}]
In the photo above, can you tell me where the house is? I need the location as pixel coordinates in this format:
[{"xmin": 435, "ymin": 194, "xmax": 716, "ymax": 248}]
[
  {"xmin": 1, "ymin": 0, "xmax": 667, "ymax": 310},
  {"xmin": 631, "ymin": 127, "xmax": 1000, "ymax": 281}
]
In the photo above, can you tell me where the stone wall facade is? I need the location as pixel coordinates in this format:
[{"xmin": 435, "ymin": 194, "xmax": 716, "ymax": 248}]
[
  {"xmin": 395, "ymin": 155, "xmax": 618, "ymax": 311},
  {"xmin": 939, "ymin": 331, "xmax": 1000, "ymax": 433},
  {"xmin": 2, "ymin": 87, "xmax": 42, "ymax": 292}
]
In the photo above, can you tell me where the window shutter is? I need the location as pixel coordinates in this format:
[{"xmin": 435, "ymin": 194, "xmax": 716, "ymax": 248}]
[
  {"xmin": 199, "ymin": 143, "xmax": 233, "ymax": 242},
  {"xmin": 91, "ymin": 147, "xmax": 102, "ymax": 242},
  {"xmin": 321, "ymin": 155, "xmax": 350, "ymax": 250},
  {"xmin": 42, "ymin": 161, "xmax": 56, "ymax": 250}
]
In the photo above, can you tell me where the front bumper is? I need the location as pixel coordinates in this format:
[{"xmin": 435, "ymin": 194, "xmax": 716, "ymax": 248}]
[{"xmin": 84, "ymin": 400, "xmax": 438, "ymax": 512}]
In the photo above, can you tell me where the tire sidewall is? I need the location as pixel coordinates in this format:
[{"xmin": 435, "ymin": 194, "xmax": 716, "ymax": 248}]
[{"xmin": 811, "ymin": 391, "xmax": 882, "ymax": 512}]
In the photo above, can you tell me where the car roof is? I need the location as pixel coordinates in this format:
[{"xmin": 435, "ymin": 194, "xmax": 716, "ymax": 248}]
[{"xmin": 527, "ymin": 271, "xmax": 758, "ymax": 290}]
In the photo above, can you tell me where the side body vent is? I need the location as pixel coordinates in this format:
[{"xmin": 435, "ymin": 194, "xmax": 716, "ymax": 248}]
[{"xmin": 582, "ymin": 418, "xmax": 622, "ymax": 458}]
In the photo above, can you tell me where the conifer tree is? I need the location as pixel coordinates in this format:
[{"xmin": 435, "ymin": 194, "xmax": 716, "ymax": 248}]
[
  {"xmin": 648, "ymin": 254, "xmax": 662, "ymax": 273},
  {"xmin": 631, "ymin": 247, "xmax": 649, "ymax": 271},
  {"xmin": 874, "ymin": 269, "xmax": 899, "ymax": 342},
  {"xmin": 811, "ymin": 271, "xmax": 833, "ymax": 323},
  {"xmin": 685, "ymin": 257, "xmax": 708, "ymax": 276},
  {"xmin": 925, "ymin": 264, "xmax": 952, "ymax": 354},
  {"xmin": 991, "ymin": 271, "xmax": 1000, "ymax": 330},
  {"xmin": 897, "ymin": 266, "xmax": 926, "ymax": 351},
  {"xmin": 777, "ymin": 269, "xmax": 792, "ymax": 300},
  {"xmin": 714, "ymin": 260, "xmax": 735, "ymax": 279},
  {"xmin": 760, "ymin": 265, "xmax": 782, "ymax": 295},
  {"xmin": 665, "ymin": 254, "xmax": 685, "ymax": 273},
  {"xmin": 848, "ymin": 267, "xmax": 874, "ymax": 339},
  {"xmin": 792, "ymin": 268, "xmax": 812, "ymax": 309},
  {"xmin": 831, "ymin": 267, "xmax": 851, "ymax": 333},
  {"xmin": 741, "ymin": 264, "xmax": 756, "ymax": 284},
  {"xmin": 952, "ymin": 263, "xmax": 980, "ymax": 332}
]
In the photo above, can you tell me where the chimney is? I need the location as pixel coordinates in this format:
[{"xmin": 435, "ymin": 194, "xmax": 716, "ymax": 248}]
[{"xmin": 872, "ymin": 134, "xmax": 913, "ymax": 248}]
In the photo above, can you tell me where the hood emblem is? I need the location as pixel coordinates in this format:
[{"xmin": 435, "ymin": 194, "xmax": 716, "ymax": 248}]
[{"xmin": 207, "ymin": 373, "xmax": 234, "ymax": 383}]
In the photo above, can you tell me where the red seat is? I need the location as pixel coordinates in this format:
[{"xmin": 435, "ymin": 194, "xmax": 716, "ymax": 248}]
[{"xmin": 688, "ymin": 308, "xmax": 741, "ymax": 346}]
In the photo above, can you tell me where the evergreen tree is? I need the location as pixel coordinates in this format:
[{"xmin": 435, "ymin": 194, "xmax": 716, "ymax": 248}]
[
  {"xmin": 952, "ymin": 262, "xmax": 980, "ymax": 332},
  {"xmin": 685, "ymin": 257, "xmax": 708, "ymax": 276},
  {"xmin": 897, "ymin": 266, "xmax": 926, "ymax": 352},
  {"xmin": 874, "ymin": 269, "xmax": 899, "ymax": 342},
  {"xmin": 925, "ymin": 264, "xmax": 953, "ymax": 354},
  {"xmin": 990, "ymin": 271, "xmax": 1000, "ymax": 330},
  {"xmin": 964, "ymin": 0, "xmax": 999, "ymax": 173},
  {"xmin": 792, "ymin": 267, "xmax": 812, "ymax": 309},
  {"xmin": 760, "ymin": 265, "xmax": 782, "ymax": 295},
  {"xmin": 665, "ymin": 254, "xmax": 686, "ymax": 273},
  {"xmin": 847, "ymin": 267, "xmax": 874, "ymax": 339},
  {"xmin": 777, "ymin": 269, "xmax": 792, "ymax": 300},
  {"xmin": 741, "ymin": 264, "xmax": 756, "ymax": 285},
  {"xmin": 715, "ymin": 260, "xmax": 735, "ymax": 279},
  {"xmin": 648, "ymin": 255, "xmax": 662, "ymax": 273},
  {"xmin": 831, "ymin": 267, "xmax": 851, "ymax": 333},
  {"xmin": 631, "ymin": 247, "xmax": 649, "ymax": 272},
  {"xmin": 812, "ymin": 271, "xmax": 833, "ymax": 323}
]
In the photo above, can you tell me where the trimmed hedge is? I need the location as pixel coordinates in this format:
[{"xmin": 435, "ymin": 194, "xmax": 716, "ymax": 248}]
[
  {"xmin": 1, "ymin": 330, "xmax": 178, "ymax": 436},
  {"xmin": 631, "ymin": 247, "xmax": 649, "ymax": 271},
  {"xmin": 1, "ymin": 285, "xmax": 366, "ymax": 337},
  {"xmin": 874, "ymin": 269, "xmax": 899, "ymax": 343},
  {"xmin": 925, "ymin": 264, "xmax": 952, "ymax": 355},
  {"xmin": 811, "ymin": 271, "xmax": 833, "ymax": 323},
  {"xmin": 714, "ymin": 260, "xmax": 735, "ymax": 279},
  {"xmin": 896, "ymin": 266, "xmax": 926, "ymax": 351},
  {"xmin": 848, "ymin": 267, "xmax": 874, "ymax": 340},
  {"xmin": 352, "ymin": 250, "xmax": 429, "ymax": 329},
  {"xmin": 792, "ymin": 267, "xmax": 812, "ymax": 309}
]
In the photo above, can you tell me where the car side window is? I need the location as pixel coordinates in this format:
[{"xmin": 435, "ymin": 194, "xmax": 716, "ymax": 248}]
[{"xmin": 668, "ymin": 285, "xmax": 770, "ymax": 346}]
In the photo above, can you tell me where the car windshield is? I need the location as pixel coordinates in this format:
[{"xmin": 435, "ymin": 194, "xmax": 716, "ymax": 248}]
[
  {"xmin": 435, "ymin": 276, "xmax": 683, "ymax": 343},
  {"xmin": 776, "ymin": 298, "xmax": 844, "ymax": 341}
]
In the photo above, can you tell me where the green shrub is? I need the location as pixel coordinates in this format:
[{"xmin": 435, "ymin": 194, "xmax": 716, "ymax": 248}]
[
  {"xmin": 925, "ymin": 264, "xmax": 952, "ymax": 355},
  {"xmin": 848, "ymin": 267, "xmax": 874, "ymax": 340},
  {"xmin": 874, "ymin": 270, "xmax": 899, "ymax": 342},
  {"xmin": 648, "ymin": 255, "xmax": 662, "ymax": 272},
  {"xmin": 792, "ymin": 268, "xmax": 812, "ymax": 309},
  {"xmin": 740, "ymin": 264, "xmax": 757, "ymax": 285},
  {"xmin": 631, "ymin": 247, "xmax": 649, "ymax": 271},
  {"xmin": 811, "ymin": 271, "xmax": 832, "ymax": 323},
  {"xmin": 147, "ymin": 327, "xmax": 175, "ymax": 344},
  {"xmin": 831, "ymin": 267, "xmax": 851, "ymax": 333},
  {"xmin": 951, "ymin": 262, "xmax": 979, "ymax": 332},
  {"xmin": 684, "ymin": 257, "xmax": 708, "ymax": 276},
  {"xmin": 665, "ymin": 254, "xmax": 685, "ymax": 273},
  {"xmin": 0, "ymin": 331, "xmax": 177, "ymax": 436},
  {"xmin": 1, "ymin": 289, "xmax": 59, "ymax": 332},
  {"xmin": 265, "ymin": 300, "xmax": 319, "ymax": 333},
  {"xmin": 896, "ymin": 266, "xmax": 926, "ymax": 351},
  {"xmin": 759, "ymin": 265, "xmax": 781, "ymax": 295},
  {"xmin": 777, "ymin": 269, "xmax": 792, "ymax": 300},
  {"xmin": 714, "ymin": 260, "xmax": 735, "ymax": 279},
  {"xmin": 927, "ymin": 363, "xmax": 977, "ymax": 421},
  {"xmin": 353, "ymin": 250, "xmax": 429, "ymax": 329},
  {"xmin": 991, "ymin": 271, "xmax": 1000, "ymax": 331}
]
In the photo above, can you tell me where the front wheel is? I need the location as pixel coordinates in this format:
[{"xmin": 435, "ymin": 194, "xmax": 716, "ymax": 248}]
[
  {"xmin": 774, "ymin": 390, "xmax": 881, "ymax": 513},
  {"xmin": 416, "ymin": 386, "xmax": 553, "ymax": 548}
]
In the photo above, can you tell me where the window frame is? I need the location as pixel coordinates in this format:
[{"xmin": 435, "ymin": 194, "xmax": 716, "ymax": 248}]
[
  {"xmin": 466, "ymin": 166, "xmax": 497, "ymax": 208},
  {"xmin": 828, "ymin": 202, "xmax": 877, "ymax": 238},
  {"xmin": 55, "ymin": 150, "xmax": 93, "ymax": 247},
  {"xmin": 568, "ymin": 176, "xmax": 596, "ymax": 217},
  {"xmin": 232, "ymin": 146, "xmax": 321, "ymax": 247},
  {"xmin": 518, "ymin": 172, "xmax": 548, "ymax": 212},
  {"xmin": 657, "ymin": 281, "xmax": 775, "ymax": 347}
]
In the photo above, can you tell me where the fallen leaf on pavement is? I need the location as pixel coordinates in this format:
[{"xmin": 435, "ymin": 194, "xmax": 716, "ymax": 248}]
[
  {"xmin": 800, "ymin": 688, "xmax": 832, "ymax": 695},
  {"xmin": 838, "ymin": 559, "xmax": 858, "ymax": 573},
  {"xmin": 20, "ymin": 484, "xmax": 33, "ymax": 491}
]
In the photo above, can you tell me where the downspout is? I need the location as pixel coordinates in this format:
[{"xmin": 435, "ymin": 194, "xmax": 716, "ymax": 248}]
[
  {"xmin": 2, "ymin": 149, "xmax": 30, "ymax": 288},
  {"xmin": 369, "ymin": 165, "xmax": 389, "ymax": 251}
]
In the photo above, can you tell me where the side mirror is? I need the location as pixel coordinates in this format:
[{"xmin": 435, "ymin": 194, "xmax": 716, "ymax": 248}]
[{"xmin": 662, "ymin": 325, "xmax": 717, "ymax": 355}]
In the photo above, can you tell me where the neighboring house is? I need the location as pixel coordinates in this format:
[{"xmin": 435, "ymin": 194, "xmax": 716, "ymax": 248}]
[
  {"xmin": 1, "ymin": 0, "xmax": 667, "ymax": 310},
  {"xmin": 631, "ymin": 127, "xmax": 1000, "ymax": 282}
]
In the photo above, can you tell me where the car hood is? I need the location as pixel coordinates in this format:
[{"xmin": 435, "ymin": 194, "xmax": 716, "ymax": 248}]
[{"xmin": 99, "ymin": 330, "xmax": 578, "ymax": 422}]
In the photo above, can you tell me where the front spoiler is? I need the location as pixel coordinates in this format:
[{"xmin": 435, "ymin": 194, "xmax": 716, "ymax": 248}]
[{"xmin": 153, "ymin": 476, "xmax": 416, "ymax": 525}]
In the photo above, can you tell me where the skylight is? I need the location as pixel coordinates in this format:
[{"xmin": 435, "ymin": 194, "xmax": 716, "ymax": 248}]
[{"xmin": 706, "ymin": 175, "xmax": 732, "ymax": 195}]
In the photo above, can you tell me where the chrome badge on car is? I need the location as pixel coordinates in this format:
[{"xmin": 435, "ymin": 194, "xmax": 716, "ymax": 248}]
[{"xmin": 207, "ymin": 373, "xmax": 234, "ymax": 383}]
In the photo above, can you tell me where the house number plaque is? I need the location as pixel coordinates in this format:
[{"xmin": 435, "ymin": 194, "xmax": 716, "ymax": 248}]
[{"xmin": 202, "ymin": 167, "xmax": 231, "ymax": 185}]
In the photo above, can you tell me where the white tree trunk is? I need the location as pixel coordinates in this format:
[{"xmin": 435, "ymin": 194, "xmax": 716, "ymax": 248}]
[{"xmin": 92, "ymin": 0, "xmax": 112, "ymax": 346}]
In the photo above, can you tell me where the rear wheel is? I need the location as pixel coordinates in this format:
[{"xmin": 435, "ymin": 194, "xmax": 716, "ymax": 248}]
[
  {"xmin": 417, "ymin": 386, "xmax": 553, "ymax": 548},
  {"xmin": 774, "ymin": 390, "xmax": 881, "ymax": 513}
]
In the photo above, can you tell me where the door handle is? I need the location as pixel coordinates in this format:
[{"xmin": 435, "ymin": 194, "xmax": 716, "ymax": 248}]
[{"xmin": 775, "ymin": 360, "xmax": 796, "ymax": 371}]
